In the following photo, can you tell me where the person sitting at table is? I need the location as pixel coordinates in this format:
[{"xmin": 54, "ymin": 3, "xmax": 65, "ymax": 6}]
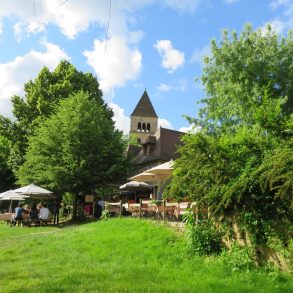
[
  {"xmin": 39, "ymin": 203, "xmax": 50, "ymax": 224},
  {"xmin": 22, "ymin": 208, "xmax": 30, "ymax": 225},
  {"xmin": 29, "ymin": 203, "xmax": 40, "ymax": 226},
  {"xmin": 10, "ymin": 203, "xmax": 24, "ymax": 226}
]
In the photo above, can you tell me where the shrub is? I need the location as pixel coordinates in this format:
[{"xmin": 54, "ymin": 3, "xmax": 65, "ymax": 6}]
[
  {"xmin": 220, "ymin": 242, "xmax": 256, "ymax": 271},
  {"xmin": 184, "ymin": 214, "xmax": 222, "ymax": 255}
]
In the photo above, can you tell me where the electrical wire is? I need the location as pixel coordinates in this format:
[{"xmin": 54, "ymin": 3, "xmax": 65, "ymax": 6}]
[{"xmin": 105, "ymin": 0, "xmax": 112, "ymax": 52}]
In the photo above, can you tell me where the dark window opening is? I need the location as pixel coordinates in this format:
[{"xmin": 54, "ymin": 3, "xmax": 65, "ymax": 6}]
[
  {"xmin": 137, "ymin": 122, "xmax": 141, "ymax": 131},
  {"xmin": 142, "ymin": 123, "xmax": 146, "ymax": 132},
  {"xmin": 147, "ymin": 123, "xmax": 150, "ymax": 132}
]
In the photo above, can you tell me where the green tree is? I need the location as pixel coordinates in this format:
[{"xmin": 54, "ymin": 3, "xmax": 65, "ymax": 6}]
[
  {"xmin": 17, "ymin": 92, "xmax": 129, "ymax": 219},
  {"xmin": 0, "ymin": 135, "xmax": 15, "ymax": 192},
  {"xmin": 0, "ymin": 60, "xmax": 107, "ymax": 175},
  {"xmin": 167, "ymin": 25, "xmax": 293, "ymax": 242},
  {"xmin": 199, "ymin": 25, "xmax": 292, "ymax": 131}
]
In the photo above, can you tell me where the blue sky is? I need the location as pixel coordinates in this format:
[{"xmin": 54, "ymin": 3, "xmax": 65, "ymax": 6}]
[{"xmin": 0, "ymin": 0, "xmax": 292, "ymax": 133}]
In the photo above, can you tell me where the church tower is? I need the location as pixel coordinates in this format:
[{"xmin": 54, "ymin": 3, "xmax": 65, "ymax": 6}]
[{"xmin": 130, "ymin": 89, "xmax": 158, "ymax": 144}]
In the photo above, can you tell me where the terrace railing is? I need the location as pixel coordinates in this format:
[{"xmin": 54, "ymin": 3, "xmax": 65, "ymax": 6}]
[{"xmin": 105, "ymin": 200, "xmax": 209, "ymax": 222}]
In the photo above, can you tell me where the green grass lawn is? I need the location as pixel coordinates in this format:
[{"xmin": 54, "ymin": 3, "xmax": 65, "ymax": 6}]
[{"xmin": 0, "ymin": 218, "xmax": 292, "ymax": 293}]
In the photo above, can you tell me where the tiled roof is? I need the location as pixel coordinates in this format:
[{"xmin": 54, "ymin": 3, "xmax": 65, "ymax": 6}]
[
  {"xmin": 130, "ymin": 127, "xmax": 184, "ymax": 166},
  {"xmin": 130, "ymin": 90, "xmax": 158, "ymax": 118}
]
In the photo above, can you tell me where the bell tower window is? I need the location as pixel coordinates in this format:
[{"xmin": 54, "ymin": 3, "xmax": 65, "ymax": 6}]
[
  {"xmin": 147, "ymin": 123, "xmax": 150, "ymax": 132},
  {"xmin": 137, "ymin": 122, "xmax": 141, "ymax": 131},
  {"xmin": 142, "ymin": 123, "xmax": 146, "ymax": 132}
]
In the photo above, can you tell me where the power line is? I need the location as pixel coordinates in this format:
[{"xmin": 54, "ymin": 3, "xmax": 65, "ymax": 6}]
[
  {"xmin": 58, "ymin": 0, "xmax": 70, "ymax": 8},
  {"xmin": 105, "ymin": 0, "xmax": 112, "ymax": 52}
]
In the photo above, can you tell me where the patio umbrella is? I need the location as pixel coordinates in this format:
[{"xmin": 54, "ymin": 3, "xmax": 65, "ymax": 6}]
[
  {"xmin": 13, "ymin": 183, "xmax": 56, "ymax": 199},
  {"xmin": 146, "ymin": 160, "xmax": 174, "ymax": 176},
  {"xmin": 119, "ymin": 181, "xmax": 151, "ymax": 191},
  {"xmin": 119, "ymin": 181, "xmax": 151, "ymax": 201},
  {"xmin": 130, "ymin": 161, "xmax": 174, "ymax": 199},
  {"xmin": 129, "ymin": 172, "xmax": 169, "ymax": 183},
  {"xmin": 129, "ymin": 172, "xmax": 165, "ymax": 198},
  {"xmin": 0, "ymin": 190, "xmax": 29, "ymax": 213}
]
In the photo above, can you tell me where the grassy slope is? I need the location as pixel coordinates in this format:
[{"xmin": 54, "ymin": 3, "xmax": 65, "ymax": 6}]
[{"xmin": 0, "ymin": 218, "xmax": 292, "ymax": 293}]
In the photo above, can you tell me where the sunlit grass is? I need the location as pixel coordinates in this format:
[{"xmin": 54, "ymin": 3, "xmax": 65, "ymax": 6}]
[{"xmin": 0, "ymin": 218, "xmax": 292, "ymax": 292}]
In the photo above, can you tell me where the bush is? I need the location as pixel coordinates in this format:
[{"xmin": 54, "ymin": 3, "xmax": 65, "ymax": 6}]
[
  {"xmin": 220, "ymin": 242, "xmax": 256, "ymax": 271},
  {"xmin": 267, "ymin": 236, "xmax": 293, "ymax": 270},
  {"xmin": 185, "ymin": 219, "xmax": 222, "ymax": 255}
]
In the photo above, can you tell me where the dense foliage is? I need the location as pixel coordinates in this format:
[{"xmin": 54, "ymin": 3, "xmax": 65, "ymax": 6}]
[
  {"xmin": 0, "ymin": 61, "xmax": 130, "ymax": 215},
  {"xmin": 167, "ymin": 25, "xmax": 293, "ymax": 243},
  {"xmin": 17, "ymin": 92, "xmax": 129, "ymax": 217},
  {"xmin": 0, "ymin": 61, "xmax": 107, "ymax": 175},
  {"xmin": 0, "ymin": 135, "xmax": 15, "ymax": 192},
  {"xmin": 183, "ymin": 210, "xmax": 222, "ymax": 255}
]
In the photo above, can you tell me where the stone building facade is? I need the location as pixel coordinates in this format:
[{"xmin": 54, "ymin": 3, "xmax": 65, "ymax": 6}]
[{"xmin": 128, "ymin": 90, "xmax": 184, "ymax": 175}]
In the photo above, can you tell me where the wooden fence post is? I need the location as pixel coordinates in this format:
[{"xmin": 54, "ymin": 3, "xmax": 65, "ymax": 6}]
[{"xmin": 162, "ymin": 200, "xmax": 166, "ymax": 222}]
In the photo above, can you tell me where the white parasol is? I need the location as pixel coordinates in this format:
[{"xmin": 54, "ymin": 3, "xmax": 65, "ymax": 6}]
[
  {"xmin": 0, "ymin": 190, "xmax": 29, "ymax": 213},
  {"xmin": 13, "ymin": 183, "xmax": 56, "ymax": 199}
]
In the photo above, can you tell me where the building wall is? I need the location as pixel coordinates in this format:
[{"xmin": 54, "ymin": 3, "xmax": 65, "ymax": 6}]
[{"xmin": 130, "ymin": 116, "xmax": 158, "ymax": 143}]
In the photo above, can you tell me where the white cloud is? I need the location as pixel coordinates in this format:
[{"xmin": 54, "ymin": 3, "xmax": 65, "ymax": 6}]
[
  {"xmin": 0, "ymin": 0, "xmax": 144, "ymax": 40},
  {"xmin": 0, "ymin": 41, "xmax": 69, "ymax": 118},
  {"xmin": 14, "ymin": 22, "xmax": 23, "ymax": 42},
  {"xmin": 110, "ymin": 102, "xmax": 130, "ymax": 134},
  {"xmin": 158, "ymin": 118, "xmax": 173, "ymax": 129},
  {"xmin": 0, "ymin": 99, "xmax": 13, "ymax": 119},
  {"xmin": 0, "ymin": 0, "xmax": 202, "ymax": 41},
  {"xmin": 179, "ymin": 124, "xmax": 201, "ymax": 133},
  {"xmin": 84, "ymin": 36, "xmax": 142, "ymax": 97},
  {"xmin": 263, "ymin": 0, "xmax": 293, "ymax": 34},
  {"xmin": 0, "ymin": 22, "xmax": 3, "ymax": 34},
  {"xmin": 158, "ymin": 83, "xmax": 172, "ymax": 92},
  {"xmin": 270, "ymin": 0, "xmax": 293, "ymax": 16},
  {"xmin": 157, "ymin": 79, "xmax": 188, "ymax": 93},
  {"xmin": 261, "ymin": 18, "xmax": 293, "ymax": 34},
  {"xmin": 191, "ymin": 44, "xmax": 211, "ymax": 65},
  {"xmin": 263, "ymin": 19, "xmax": 285, "ymax": 34},
  {"xmin": 154, "ymin": 40, "xmax": 185, "ymax": 73}
]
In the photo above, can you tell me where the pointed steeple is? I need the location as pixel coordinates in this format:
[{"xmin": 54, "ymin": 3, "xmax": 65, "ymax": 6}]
[{"xmin": 131, "ymin": 89, "xmax": 158, "ymax": 118}]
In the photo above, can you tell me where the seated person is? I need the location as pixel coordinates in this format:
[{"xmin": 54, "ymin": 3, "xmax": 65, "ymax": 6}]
[
  {"xmin": 39, "ymin": 203, "xmax": 50, "ymax": 223},
  {"xmin": 11, "ymin": 203, "xmax": 24, "ymax": 226},
  {"xmin": 29, "ymin": 203, "xmax": 40, "ymax": 226}
]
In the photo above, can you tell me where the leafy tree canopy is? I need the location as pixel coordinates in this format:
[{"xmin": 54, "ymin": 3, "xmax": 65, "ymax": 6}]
[
  {"xmin": 0, "ymin": 135, "xmax": 15, "ymax": 192},
  {"xmin": 0, "ymin": 60, "xmax": 110, "ymax": 176},
  {"xmin": 11, "ymin": 60, "xmax": 105, "ymax": 129},
  {"xmin": 199, "ymin": 24, "xmax": 293, "ymax": 132},
  {"xmin": 167, "ymin": 25, "xmax": 293, "ymax": 241},
  {"xmin": 17, "ymin": 91, "xmax": 129, "ymax": 197}
]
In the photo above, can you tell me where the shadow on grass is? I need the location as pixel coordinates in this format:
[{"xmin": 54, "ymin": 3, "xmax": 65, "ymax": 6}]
[{"xmin": 50, "ymin": 217, "xmax": 101, "ymax": 229}]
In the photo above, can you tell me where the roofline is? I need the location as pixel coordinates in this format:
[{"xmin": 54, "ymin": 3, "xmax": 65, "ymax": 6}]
[{"xmin": 159, "ymin": 127, "xmax": 185, "ymax": 135}]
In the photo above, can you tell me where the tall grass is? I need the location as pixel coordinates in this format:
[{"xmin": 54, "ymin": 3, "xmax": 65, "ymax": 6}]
[{"xmin": 0, "ymin": 218, "xmax": 292, "ymax": 292}]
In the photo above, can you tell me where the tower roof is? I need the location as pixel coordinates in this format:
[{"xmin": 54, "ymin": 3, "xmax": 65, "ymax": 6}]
[{"xmin": 130, "ymin": 90, "xmax": 158, "ymax": 118}]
